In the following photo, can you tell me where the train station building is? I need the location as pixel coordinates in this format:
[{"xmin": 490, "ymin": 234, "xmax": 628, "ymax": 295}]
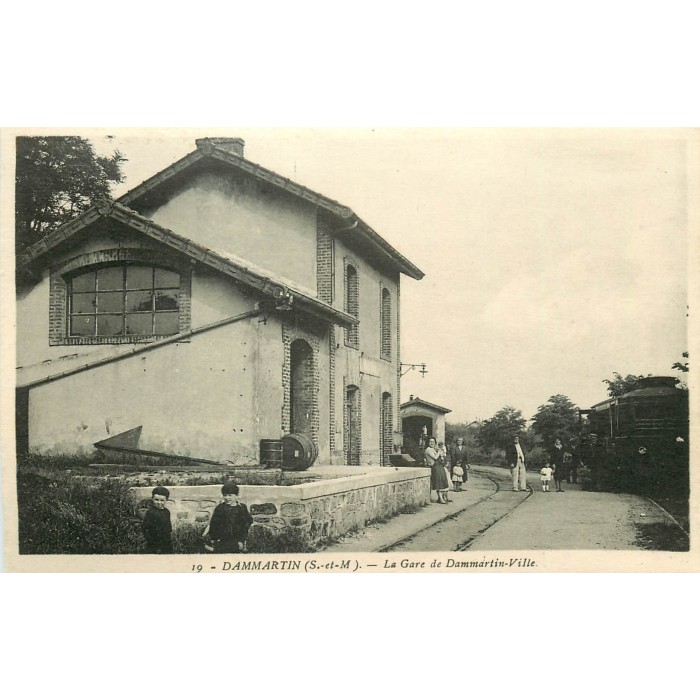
[{"xmin": 16, "ymin": 137, "xmax": 424, "ymax": 466}]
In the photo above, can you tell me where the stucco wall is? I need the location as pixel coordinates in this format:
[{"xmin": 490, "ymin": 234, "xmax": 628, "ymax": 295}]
[
  {"xmin": 22, "ymin": 255, "xmax": 336, "ymax": 462},
  {"xmin": 142, "ymin": 172, "xmax": 318, "ymax": 294},
  {"xmin": 27, "ymin": 313, "xmax": 279, "ymax": 461}
]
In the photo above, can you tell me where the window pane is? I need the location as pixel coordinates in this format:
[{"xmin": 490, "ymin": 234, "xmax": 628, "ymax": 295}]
[
  {"xmin": 96, "ymin": 315, "xmax": 124, "ymax": 336},
  {"xmin": 154, "ymin": 290, "xmax": 178, "ymax": 311},
  {"xmin": 154, "ymin": 268, "xmax": 180, "ymax": 288},
  {"xmin": 97, "ymin": 267, "xmax": 124, "ymax": 291},
  {"xmin": 125, "ymin": 313, "xmax": 153, "ymax": 335},
  {"xmin": 126, "ymin": 290, "xmax": 153, "ymax": 312},
  {"xmin": 154, "ymin": 312, "xmax": 179, "ymax": 335},
  {"xmin": 97, "ymin": 291, "xmax": 124, "ymax": 313},
  {"xmin": 126, "ymin": 266, "xmax": 153, "ymax": 290},
  {"xmin": 70, "ymin": 315, "xmax": 95, "ymax": 336},
  {"xmin": 72, "ymin": 271, "xmax": 95, "ymax": 293},
  {"xmin": 72, "ymin": 292, "xmax": 96, "ymax": 313}
]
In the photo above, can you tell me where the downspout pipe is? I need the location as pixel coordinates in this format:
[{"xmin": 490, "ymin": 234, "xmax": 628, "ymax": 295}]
[{"xmin": 18, "ymin": 307, "xmax": 264, "ymax": 391}]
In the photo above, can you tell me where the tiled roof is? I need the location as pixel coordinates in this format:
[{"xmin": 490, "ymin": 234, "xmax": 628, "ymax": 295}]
[
  {"xmin": 400, "ymin": 397, "xmax": 452, "ymax": 414},
  {"xmin": 18, "ymin": 199, "xmax": 358, "ymax": 329},
  {"xmin": 117, "ymin": 139, "xmax": 424, "ymax": 280}
]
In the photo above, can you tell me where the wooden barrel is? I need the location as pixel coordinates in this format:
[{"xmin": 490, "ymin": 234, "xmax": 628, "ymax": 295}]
[
  {"xmin": 281, "ymin": 433, "xmax": 318, "ymax": 471},
  {"xmin": 259, "ymin": 439, "xmax": 283, "ymax": 468}
]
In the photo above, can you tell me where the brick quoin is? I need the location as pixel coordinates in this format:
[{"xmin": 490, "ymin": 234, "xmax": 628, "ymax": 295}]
[
  {"xmin": 317, "ymin": 213, "xmax": 337, "ymax": 454},
  {"xmin": 396, "ymin": 279, "xmax": 401, "ymax": 435},
  {"xmin": 282, "ymin": 324, "xmax": 320, "ymax": 449},
  {"xmin": 381, "ymin": 391, "xmax": 393, "ymax": 466}
]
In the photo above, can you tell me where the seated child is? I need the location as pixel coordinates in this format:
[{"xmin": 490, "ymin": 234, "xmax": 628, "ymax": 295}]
[
  {"xmin": 206, "ymin": 481, "xmax": 254, "ymax": 553},
  {"xmin": 142, "ymin": 486, "xmax": 173, "ymax": 554},
  {"xmin": 539, "ymin": 463, "xmax": 554, "ymax": 492}
]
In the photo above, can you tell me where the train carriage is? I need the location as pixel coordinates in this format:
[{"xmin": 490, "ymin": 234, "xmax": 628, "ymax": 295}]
[{"xmin": 582, "ymin": 376, "xmax": 688, "ymax": 495}]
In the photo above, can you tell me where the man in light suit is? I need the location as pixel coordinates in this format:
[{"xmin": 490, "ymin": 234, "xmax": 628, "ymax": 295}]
[{"xmin": 505, "ymin": 435, "xmax": 528, "ymax": 492}]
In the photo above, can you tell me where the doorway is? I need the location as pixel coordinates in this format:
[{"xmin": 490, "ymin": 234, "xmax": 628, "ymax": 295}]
[
  {"xmin": 345, "ymin": 385, "xmax": 361, "ymax": 465},
  {"xmin": 290, "ymin": 339, "xmax": 314, "ymax": 437}
]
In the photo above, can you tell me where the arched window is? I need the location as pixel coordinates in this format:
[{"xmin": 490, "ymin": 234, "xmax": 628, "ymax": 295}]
[
  {"xmin": 344, "ymin": 262, "xmax": 359, "ymax": 347},
  {"xmin": 68, "ymin": 264, "xmax": 181, "ymax": 338},
  {"xmin": 380, "ymin": 287, "xmax": 391, "ymax": 360}
]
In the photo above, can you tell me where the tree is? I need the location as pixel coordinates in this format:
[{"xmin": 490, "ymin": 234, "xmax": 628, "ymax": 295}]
[
  {"xmin": 672, "ymin": 351, "xmax": 689, "ymax": 373},
  {"xmin": 530, "ymin": 394, "xmax": 580, "ymax": 448},
  {"xmin": 602, "ymin": 372, "xmax": 649, "ymax": 398},
  {"xmin": 15, "ymin": 136, "xmax": 125, "ymax": 254},
  {"xmin": 445, "ymin": 420, "xmax": 482, "ymax": 454},
  {"xmin": 477, "ymin": 406, "xmax": 526, "ymax": 452}
]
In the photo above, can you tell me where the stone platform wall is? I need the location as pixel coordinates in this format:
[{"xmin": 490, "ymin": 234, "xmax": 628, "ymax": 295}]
[{"xmin": 131, "ymin": 465, "xmax": 430, "ymax": 546}]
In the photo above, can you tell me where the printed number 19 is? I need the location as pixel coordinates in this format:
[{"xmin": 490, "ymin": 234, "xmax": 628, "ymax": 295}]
[{"xmin": 192, "ymin": 564, "xmax": 203, "ymax": 572}]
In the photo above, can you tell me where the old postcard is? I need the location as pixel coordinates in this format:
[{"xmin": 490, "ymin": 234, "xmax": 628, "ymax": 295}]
[{"xmin": 1, "ymin": 127, "xmax": 698, "ymax": 573}]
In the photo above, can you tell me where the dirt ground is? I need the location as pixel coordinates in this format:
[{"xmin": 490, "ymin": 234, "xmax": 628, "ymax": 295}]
[{"xmin": 469, "ymin": 469, "xmax": 687, "ymax": 551}]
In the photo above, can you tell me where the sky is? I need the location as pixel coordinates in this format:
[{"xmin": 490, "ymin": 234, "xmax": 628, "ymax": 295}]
[{"xmin": 91, "ymin": 128, "xmax": 692, "ymax": 423}]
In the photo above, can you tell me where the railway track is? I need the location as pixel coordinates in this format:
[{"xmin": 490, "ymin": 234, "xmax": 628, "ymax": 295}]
[{"xmin": 381, "ymin": 467, "xmax": 533, "ymax": 553}]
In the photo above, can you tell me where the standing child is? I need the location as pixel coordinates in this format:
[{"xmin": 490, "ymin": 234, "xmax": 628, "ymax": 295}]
[
  {"xmin": 142, "ymin": 486, "xmax": 173, "ymax": 553},
  {"xmin": 452, "ymin": 463, "xmax": 464, "ymax": 492},
  {"xmin": 206, "ymin": 481, "xmax": 254, "ymax": 553},
  {"xmin": 540, "ymin": 463, "xmax": 554, "ymax": 492}
]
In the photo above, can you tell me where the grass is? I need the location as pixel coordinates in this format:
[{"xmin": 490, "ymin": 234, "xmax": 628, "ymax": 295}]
[
  {"xmin": 17, "ymin": 469, "xmax": 145, "ymax": 554},
  {"xmin": 635, "ymin": 521, "xmax": 689, "ymax": 552}
]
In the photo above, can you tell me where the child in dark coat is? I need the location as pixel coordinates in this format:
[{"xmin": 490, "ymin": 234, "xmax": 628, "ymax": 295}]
[
  {"xmin": 207, "ymin": 481, "xmax": 254, "ymax": 553},
  {"xmin": 142, "ymin": 486, "xmax": 173, "ymax": 554}
]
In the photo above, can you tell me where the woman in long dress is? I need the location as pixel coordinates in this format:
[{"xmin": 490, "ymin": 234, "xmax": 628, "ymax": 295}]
[{"xmin": 425, "ymin": 437, "xmax": 449, "ymax": 504}]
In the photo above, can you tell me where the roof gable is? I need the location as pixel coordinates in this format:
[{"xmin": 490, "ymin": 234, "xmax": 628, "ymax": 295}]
[
  {"xmin": 117, "ymin": 139, "xmax": 424, "ymax": 280},
  {"xmin": 400, "ymin": 397, "xmax": 452, "ymax": 414},
  {"xmin": 18, "ymin": 199, "xmax": 357, "ymax": 329}
]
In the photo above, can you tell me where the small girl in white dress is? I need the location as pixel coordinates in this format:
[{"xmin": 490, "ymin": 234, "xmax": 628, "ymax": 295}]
[
  {"xmin": 540, "ymin": 463, "xmax": 554, "ymax": 492},
  {"xmin": 452, "ymin": 464, "xmax": 464, "ymax": 491}
]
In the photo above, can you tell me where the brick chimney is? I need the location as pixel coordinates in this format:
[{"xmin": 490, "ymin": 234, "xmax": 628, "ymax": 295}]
[{"xmin": 195, "ymin": 137, "xmax": 245, "ymax": 157}]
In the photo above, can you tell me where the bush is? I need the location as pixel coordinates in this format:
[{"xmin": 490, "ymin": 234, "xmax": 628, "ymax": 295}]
[
  {"xmin": 526, "ymin": 446, "xmax": 548, "ymax": 470},
  {"xmin": 17, "ymin": 470, "xmax": 144, "ymax": 554},
  {"xmin": 467, "ymin": 451, "xmax": 489, "ymax": 465},
  {"xmin": 172, "ymin": 521, "xmax": 208, "ymax": 554},
  {"xmin": 247, "ymin": 524, "xmax": 315, "ymax": 553},
  {"xmin": 18, "ymin": 452, "xmax": 96, "ymax": 472},
  {"xmin": 489, "ymin": 449, "xmax": 507, "ymax": 467}
]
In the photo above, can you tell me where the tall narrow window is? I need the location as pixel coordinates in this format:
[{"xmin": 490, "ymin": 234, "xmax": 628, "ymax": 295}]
[
  {"xmin": 344, "ymin": 263, "xmax": 359, "ymax": 347},
  {"xmin": 380, "ymin": 287, "xmax": 391, "ymax": 360},
  {"xmin": 68, "ymin": 264, "xmax": 180, "ymax": 338}
]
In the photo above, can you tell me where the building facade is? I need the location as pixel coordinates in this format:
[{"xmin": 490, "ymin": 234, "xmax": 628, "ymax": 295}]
[
  {"xmin": 399, "ymin": 396, "xmax": 452, "ymax": 463},
  {"xmin": 16, "ymin": 137, "xmax": 423, "ymax": 466}
]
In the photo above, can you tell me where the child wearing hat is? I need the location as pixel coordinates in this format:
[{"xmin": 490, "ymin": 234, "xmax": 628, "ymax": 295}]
[
  {"xmin": 206, "ymin": 481, "xmax": 254, "ymax": 553},
  {"xmin": 142, "ymin": 486, "xmax": 173, "ymax": 553}
]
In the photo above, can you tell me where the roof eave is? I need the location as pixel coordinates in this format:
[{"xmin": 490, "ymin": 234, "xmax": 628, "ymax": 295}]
[{"xmin": 18, "ymin": 200, "xmax": 357, "ymax": 330}]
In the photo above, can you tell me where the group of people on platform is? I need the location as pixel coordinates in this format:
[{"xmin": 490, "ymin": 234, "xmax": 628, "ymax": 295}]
[
  {"xmin": 507, "ymin": 434, "xmax": 580, "ymax": 493},
  {"xmin": 424, "ymin": 436, "xmax": 471, "ymax": 504},
  {"xmin": 427, "ymin": 433, "xmax": 580, "ymax": 500}
]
